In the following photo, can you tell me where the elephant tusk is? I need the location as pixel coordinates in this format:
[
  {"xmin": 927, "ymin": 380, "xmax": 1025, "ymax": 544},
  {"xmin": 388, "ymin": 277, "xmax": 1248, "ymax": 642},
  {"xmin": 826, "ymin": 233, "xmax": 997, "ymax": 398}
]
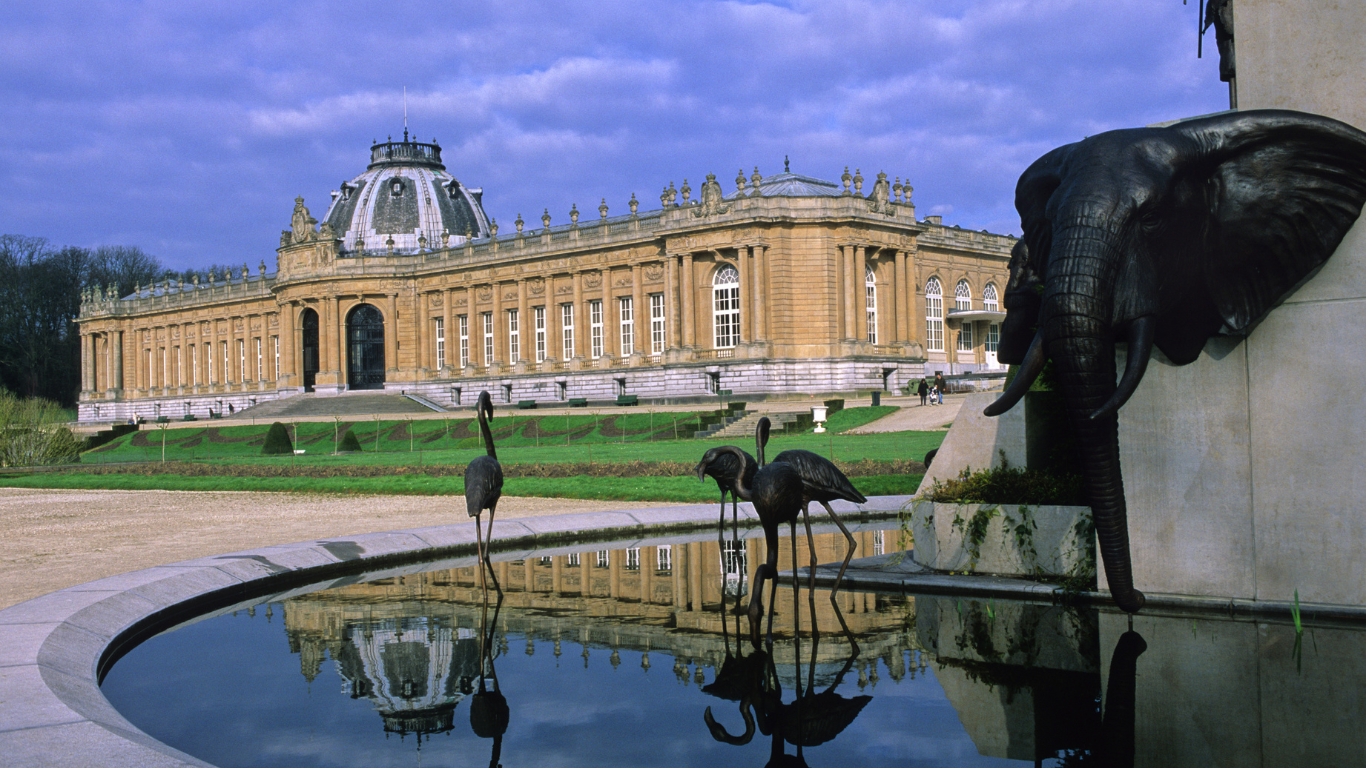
[
  {"xmin": 984, "ymin": 330, "xmax": 1046, "ymax": 417},
  {"xmin": 1089, "ymin": 316, "xmax": 1156, "ymax": 420}
]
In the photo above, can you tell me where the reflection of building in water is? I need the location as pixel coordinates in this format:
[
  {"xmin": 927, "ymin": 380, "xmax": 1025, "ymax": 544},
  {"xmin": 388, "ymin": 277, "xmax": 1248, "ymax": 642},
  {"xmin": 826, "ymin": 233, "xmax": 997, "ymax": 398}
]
[
  {"xmin": 282, "ymin": 530, "xmax": 916, "ymax": 732},
  {"xmin": 329, "ymin": 616, "xmax": 482, "ymax": 740}
]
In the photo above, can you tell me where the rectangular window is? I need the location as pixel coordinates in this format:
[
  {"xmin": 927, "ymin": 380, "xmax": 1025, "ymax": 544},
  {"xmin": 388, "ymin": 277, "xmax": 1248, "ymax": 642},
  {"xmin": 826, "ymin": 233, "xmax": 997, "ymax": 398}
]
[
  {"xmin": 434, "ymin": 317, "xmax": 446, "ymax": 369},
  {"xmin": 237, "ymin": 340, "xmax": 246, "ymax": 382},
  {"xmin": 566, "ymin": 552, "xmax": 581, "ymax": 567},
  {"xmin": 506, "ymin": 309, "xmax": 519, "ymax": 363},
  {"xmin": 273, "ymin": 336, "xmax": 280, "ymax": 380},
  {"xmin": 874, "ymin": 530, "xmax": 885, "ymax": 556},
  {"xmin": 458, "ymin": 315, "xmax": 469, "ymax": 368},
  {"xmin": 589, "ymin": 300, "xmax": 603, "ymax": 359},
  {"xmin": 190, "ymin": 344, "xmax": 198, "ymax": 385},
  {"xmin": 206, "ymin": 343, "xmax": 213, "ymax": 385},
  {"xmin": 619, "ymin": 297, "xmax": 634, "ymax": 357},
  {"xmin": 220, "ymin": 341, "xmax": 228, "ymax": 383},
  {"xmin": 625, "ymin": 547, "xmax": 640, "ymax": 570},
  {"xmin": 255, "ymin": 338, "xmax": 263, "ymax": 381},
  {"xmin": 561, "ymin": 303, "xmax": 575, "ymax": 360},
  {"xmin": 650, "ymin": 293, "xmax": 666, "ymax": 355},
  {"xmin": 722, "ymin": 539, "xmax": 746, "ymax": 576},
  {"xmin": 534, "ymin": 306, "xmax": 547, "ymax": 362},
  {"xmin": 595, "ymin": 550, "xmax": 609, "ymax": 568},
  {"xmin": 866, "ymin": 282, "xmax": 878, "ymax": 344},
  {"xmin": 958, "ymin": 322, "xmax": 974, "ymax": 352},
  {"xmin": 482, "ymin": 312, "xmax": 493, "ymax": 366},
  {"xmin": 173, "ymin": 346, "xmax": 181, "ymax": 387},
  {"xmin": 713, "ymin": 284, "xmax": 740, "ymax": 349},
  {"xmin": 926, "ymin": 296, "xmax": 944, "ymax": 352},
  {"xmin": 986, "ymin": 323, "xmax": 1000, "ymax": 353},
  {"xmin": 656, "ymin": 545, "xmax": 672, "ymax": 572}
]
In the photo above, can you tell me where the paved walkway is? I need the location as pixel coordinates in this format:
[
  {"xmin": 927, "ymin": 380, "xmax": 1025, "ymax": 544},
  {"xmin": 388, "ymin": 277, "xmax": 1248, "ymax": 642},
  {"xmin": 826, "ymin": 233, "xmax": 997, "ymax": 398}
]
[
  {"xmin": 0, "ymin": 489, "xmax": 682, "ymax": 610},
  {"xmin": 845, "ymin": 392, "xmax": 968, "ymax": 432}
]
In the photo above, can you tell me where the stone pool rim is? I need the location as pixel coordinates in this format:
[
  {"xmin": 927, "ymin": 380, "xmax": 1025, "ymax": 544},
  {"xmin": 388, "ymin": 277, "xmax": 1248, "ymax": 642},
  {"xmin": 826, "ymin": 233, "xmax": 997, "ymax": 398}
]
[{"xmin": 2, "ymin": 493, "xmax": 1361, "ymax": 768}]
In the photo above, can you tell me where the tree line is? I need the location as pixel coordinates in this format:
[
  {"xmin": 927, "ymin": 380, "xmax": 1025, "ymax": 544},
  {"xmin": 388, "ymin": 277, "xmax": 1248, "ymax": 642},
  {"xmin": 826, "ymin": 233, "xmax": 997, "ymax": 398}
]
[{"xmin": 0, "ymin": 234, "xmax": 240, "ymax": 407}]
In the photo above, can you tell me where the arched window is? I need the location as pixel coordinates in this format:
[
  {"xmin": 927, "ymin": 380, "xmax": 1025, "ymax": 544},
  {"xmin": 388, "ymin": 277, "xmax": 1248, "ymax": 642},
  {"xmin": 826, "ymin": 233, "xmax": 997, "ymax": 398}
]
[
  {"xmin": 955, "ymin": 280, "xmax": 972, "ymax": 311},
  {"xmin": 925, "ymin": 278, "xmax": 943, "ymax": 352},
  {"xmin": 865, "ymin": 265, "xmax": 878, "ymax": 345},
  {"xmin": 713, "ymin": 265, "xmax": 741, "ymax": 349},
  {"xmin": 982, "ymin": 283, "xmax": 999, "ymax": 360},
  {"xmin": 983, "ymin": 283, "xmax": 999, "ymax": 312}
]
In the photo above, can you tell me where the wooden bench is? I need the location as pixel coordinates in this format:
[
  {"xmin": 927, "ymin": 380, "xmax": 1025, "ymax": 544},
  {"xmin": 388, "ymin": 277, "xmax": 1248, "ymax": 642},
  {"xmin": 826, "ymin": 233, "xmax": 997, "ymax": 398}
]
[
  {"xmin": 517, "ymin": 399, "xmax": 538, "ymax": 409},
  {"xmin": 567, "ymin": 398, "xmax": 588, "ymax": 407},
  {"xmin": 615, "ymin": 394, "xmax": 639, "ymax": 406}
]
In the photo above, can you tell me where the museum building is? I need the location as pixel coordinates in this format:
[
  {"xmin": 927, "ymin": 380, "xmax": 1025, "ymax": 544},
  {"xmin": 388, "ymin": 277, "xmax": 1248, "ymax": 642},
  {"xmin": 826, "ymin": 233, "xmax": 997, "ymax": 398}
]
[{"xmin": 76, "ymin": 131, "xmax": 1014, "ymax": 421}]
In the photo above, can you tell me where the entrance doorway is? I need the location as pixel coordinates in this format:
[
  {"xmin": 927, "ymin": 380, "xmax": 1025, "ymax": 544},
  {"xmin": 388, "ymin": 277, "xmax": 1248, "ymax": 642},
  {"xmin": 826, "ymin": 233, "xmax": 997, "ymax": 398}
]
[
  {"xmin": 346, "ymin": 303, "xmax": 386, "ymax": 390},
  {"xmin": 301, "ymin": 309, "xmax": 319, "ymax": 392}
]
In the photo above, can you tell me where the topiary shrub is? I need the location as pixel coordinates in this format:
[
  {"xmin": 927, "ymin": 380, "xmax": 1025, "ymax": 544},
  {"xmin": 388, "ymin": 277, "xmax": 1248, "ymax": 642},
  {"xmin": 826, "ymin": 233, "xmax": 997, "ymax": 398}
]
[
  {"xmin": 261, "ymin": 422, "xmax": 294, "ymax": 455},
  {"xmin": 337, "ymin": 428, "xmax": 362, "ymax": 453}
]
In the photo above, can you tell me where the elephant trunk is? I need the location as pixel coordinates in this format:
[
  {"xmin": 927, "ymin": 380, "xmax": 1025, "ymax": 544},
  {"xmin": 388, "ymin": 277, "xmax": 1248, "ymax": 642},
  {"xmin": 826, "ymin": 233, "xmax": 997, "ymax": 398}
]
[{"xmin": 1042, "ymin": 222, "xmax": 1146, "ymax": 613}]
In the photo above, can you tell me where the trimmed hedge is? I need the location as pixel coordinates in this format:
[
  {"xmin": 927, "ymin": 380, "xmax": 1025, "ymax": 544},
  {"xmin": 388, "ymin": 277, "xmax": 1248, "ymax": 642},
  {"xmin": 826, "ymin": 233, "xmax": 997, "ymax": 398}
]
[
  {"xmin": 337, "ymin": 428, "xmax": 362, "ymax": 453},
  {"xmin": 261, "ymin": 422, "xmax": 294, "ymax": 455}
]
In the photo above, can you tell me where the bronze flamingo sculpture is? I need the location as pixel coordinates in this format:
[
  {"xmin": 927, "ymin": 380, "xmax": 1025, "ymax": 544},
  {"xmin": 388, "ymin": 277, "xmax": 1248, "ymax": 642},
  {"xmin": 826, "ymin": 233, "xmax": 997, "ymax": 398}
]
[
  {"xmin": 747, "ymin": 457, "xmax": 808, "ymax": 649},
  {"xmin": 465, "ymin": 390, "xmax": 504, "ymax": 595},
  {"xmin": 756, "ymin": 416, "xmax": 865, "ymax": 650},
  {"xmin": 695, "ymin": 443, "xmax": 758, "ymax": 540}
]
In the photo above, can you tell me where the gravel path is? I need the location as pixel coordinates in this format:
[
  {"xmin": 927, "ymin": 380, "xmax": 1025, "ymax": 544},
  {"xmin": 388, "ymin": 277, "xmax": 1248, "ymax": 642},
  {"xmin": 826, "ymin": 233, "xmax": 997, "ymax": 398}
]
[{"xmin": 0, "ymin": 489, "xmax": 683, "ymax": 609}]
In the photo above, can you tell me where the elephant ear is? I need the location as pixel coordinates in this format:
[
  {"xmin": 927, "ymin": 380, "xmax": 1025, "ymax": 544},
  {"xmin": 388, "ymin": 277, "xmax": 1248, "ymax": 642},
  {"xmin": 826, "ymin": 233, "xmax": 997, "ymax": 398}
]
[{"xmin": 1173, "ymin": 110, "xmax": 1366, "ymax": 334}]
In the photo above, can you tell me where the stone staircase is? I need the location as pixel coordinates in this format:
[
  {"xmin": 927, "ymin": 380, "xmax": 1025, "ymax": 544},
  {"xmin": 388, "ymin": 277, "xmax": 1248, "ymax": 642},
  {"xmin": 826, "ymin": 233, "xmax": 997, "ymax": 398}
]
[
  {"xmin": 695, "ymin": 410, "xmax": 811, "ymax": 440},
  {"xmin": 234, "ymin": 392, "xmax": 442, "ymax": 420}
]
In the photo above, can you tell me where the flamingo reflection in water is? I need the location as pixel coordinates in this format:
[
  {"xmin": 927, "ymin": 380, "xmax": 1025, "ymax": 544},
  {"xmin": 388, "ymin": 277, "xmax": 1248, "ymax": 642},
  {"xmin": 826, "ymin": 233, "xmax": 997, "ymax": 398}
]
[
  {"xmin": 465, "ymin": 390, "xmax": 504, "ymax": 597},
  {"xmin": 468, "ymin": 557, "xmax": 509, "ymax": 767},
  {"xmin": 704, "ymin": 566, "xmax": 871, "ymax": 766}
]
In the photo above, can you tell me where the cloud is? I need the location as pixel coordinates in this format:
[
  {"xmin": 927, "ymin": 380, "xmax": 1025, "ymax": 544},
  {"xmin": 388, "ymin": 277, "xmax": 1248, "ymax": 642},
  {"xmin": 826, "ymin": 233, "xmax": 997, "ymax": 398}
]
[{"xmin": 0, "ymin": 0, "xmax": 1227, "ymax": 268}]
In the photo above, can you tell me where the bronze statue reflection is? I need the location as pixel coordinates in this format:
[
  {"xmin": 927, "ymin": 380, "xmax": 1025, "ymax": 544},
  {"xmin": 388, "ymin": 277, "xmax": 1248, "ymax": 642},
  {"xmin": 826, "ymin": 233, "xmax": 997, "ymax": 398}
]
[
  {"xmin": 469, "ymin": 563, "xmax": 510, "ymax": 767},
  {"xmin": 705, "ymin": 573, "xmax": 870, "ymax": 766},
  {"xmin": 465, "ymin": 390, "xmax": 504, "ymax": 597},
  {"xmin": 1097, "ymin": 630, "xmax": 1145, "ymax": 767}
]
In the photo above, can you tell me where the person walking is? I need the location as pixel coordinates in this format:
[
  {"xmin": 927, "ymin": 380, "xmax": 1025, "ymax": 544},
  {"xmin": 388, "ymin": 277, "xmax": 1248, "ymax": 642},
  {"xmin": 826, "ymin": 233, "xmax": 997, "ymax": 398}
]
[
  {"xmin": 917, "ymin": 379, "xmax": 928, "ymax": 406},
  {"xmin": 934, "ymin": 374, "xmax": 947, "ymax": 405}
]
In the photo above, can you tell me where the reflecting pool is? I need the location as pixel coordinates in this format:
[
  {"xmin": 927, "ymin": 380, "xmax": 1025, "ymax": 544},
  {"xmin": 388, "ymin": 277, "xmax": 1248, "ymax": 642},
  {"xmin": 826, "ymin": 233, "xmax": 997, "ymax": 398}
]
[{"xmin": 101, "ymin": 527, "xmax": 1366, "ymax": 767}]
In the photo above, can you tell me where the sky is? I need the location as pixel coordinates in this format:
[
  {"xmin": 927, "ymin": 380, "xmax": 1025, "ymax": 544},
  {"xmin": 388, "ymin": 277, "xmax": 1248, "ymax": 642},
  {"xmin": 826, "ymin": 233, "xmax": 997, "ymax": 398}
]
[{"xmin": 0, "ymin": 0, "xmax": 1229, "ymax": 272}]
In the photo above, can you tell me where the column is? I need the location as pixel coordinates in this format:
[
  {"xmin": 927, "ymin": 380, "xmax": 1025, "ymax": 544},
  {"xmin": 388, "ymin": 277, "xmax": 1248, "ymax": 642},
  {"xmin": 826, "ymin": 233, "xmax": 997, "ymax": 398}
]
[
  {"xmin": 842, "ymin": 245, "xmax": 857, "ymax": 341},
  {"xmin": 516, "ymin": 279, "xmax": 528, "ymax": 363},
  {"xmin": 280, "ymin": 305, "xmax": 294, "ymax": 384},
  {"xmin": 894, "ymin": 249, "xmax": 908, "ymax": 343},
  {"xmin": 854, "ymin": 245, "xmax": 868, "ymax": 342},
  {"xmin": 80, "ymin": 333, "xmax": 92, "ymax": 393},
  {"xmin": 491, "ymin": 282, "xmax": 504, "ymax": 365},
  {"xmin": 756, "ymin": 244, "xmax": 770, "ymax": 342},
  {"xmin": 320, "ymin": 297, "xmax": 334, "ymax": 379},
  {"xmin": 112, "ymin": 330, "xmax": 124, "ymax": 392},
  {"xmin": 571, "ymin": 270, "xmax": 583, "ymax": 359},
  {"xmin": 736, "ymin": 248, "xmax": 750, "ymax": 345},
  {"xmin": 681, "ymin": 252, "xmax": 695, "ymax": 348},
  {"xmin": 631, "ymin": 263, "xmax": 645, "ymax": 355},
  {"xmin": 337, "ymin": 297, "xmax": 347, "ymax": 383},
  {"xmin": 546, "ymin": 278, "xmax": 560, "ymax": 362},
  {"xmin": 385, "ymin": 293, "xmax": 398, "ymax": 373},
  {"xmin": 416, "ymin": 290, "xmax": 428, "ymax": 373},
  {"xmin": 604, "ymin": 273, "xmax": 617, "ymax": 358},
  {"xmin": 663, "ymin": 256, "xmax": 679, "ymax": 350},
  {"xmin": 443, "ymin": 288, "xmax": 454, "ymax": 372}
]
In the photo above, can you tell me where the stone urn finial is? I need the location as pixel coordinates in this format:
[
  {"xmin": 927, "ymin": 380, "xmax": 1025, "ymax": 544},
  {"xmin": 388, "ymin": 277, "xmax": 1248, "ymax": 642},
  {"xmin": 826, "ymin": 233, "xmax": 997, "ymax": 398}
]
[
  {"xmin": 736, "ymin": 169, "xmax": 746, "ymax": 194},
  {"xmin": 841, "ymin": 166, "xmax": 852, "ymax": 194},
  {"xmin": 680, "ymin": 179, "xmax": 691, "ymax": 204},
  {"xmin": 515, "ymin": 213, "xmax": 524, "ymax": 233},
  {"xmin": 629, "ymin": 193, "xmax": 639, "ymax": 215},
  {"xmin": 569, "ymin": 203, "xmax": 579, "ymax": 224},
  {"xmin": 541, "ymin": 209, "xmax": 551, "ymax": 230},
  {"xmin": 599, "ymin": 198, "xmax": 609, "ymax": 219}
]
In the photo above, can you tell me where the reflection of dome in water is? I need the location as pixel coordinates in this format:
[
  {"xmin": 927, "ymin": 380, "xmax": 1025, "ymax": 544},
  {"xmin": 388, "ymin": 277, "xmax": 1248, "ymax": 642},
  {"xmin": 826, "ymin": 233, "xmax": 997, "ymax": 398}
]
[
  {"xmin": 332, "ymin": 616, "xmax": 483, "ymax": 740},
  {"xmin": 323, "ymin": 128, "xmax": 491, "ymax": 256}
]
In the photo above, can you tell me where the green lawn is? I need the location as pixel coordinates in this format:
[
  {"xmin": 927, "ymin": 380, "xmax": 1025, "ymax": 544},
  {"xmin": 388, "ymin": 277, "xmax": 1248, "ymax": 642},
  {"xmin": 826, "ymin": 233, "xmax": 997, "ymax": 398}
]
[
  {"xmin": 0, "ymin": 471, "xmax": 925, "ymax": 502},
  {"xmin": 10, "ymin": 406, "xmax": 939, "ymax": 501}
]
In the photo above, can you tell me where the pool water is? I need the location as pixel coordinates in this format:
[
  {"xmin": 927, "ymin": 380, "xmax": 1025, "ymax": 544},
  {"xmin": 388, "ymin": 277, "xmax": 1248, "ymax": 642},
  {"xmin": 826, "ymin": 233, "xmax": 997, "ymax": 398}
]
[{"xmin": 101, "ymin": 528, "xmax": 1366, "ymax": 767}]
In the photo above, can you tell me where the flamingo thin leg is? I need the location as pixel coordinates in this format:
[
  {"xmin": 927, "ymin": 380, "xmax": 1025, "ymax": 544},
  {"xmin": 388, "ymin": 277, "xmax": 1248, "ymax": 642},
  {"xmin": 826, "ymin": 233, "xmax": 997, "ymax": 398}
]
[{"xmin": 820, "ymin": 500, "xmax": 859, "ymax": 656}]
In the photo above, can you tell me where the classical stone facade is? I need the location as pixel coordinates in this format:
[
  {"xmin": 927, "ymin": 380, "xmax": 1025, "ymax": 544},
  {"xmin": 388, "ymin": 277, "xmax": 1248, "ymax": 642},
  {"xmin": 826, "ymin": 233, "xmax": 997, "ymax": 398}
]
[{"xmin": 77, "ymin": 138, "xmax": 1013, "ymax": 421}]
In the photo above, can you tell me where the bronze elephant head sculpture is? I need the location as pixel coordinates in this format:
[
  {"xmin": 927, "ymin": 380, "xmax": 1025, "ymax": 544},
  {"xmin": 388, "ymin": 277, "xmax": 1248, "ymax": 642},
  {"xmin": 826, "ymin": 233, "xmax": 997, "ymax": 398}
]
[{"xmin": 985, "ymin": 110, "xmax": 1366, "ymax": 612}]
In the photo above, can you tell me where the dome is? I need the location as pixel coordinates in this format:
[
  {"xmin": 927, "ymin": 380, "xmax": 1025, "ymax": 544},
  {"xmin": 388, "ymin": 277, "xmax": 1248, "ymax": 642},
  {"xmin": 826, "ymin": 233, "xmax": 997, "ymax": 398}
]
[{"xmin": 323, "ymin": 129, "xmax": 491, "ymax": 255}]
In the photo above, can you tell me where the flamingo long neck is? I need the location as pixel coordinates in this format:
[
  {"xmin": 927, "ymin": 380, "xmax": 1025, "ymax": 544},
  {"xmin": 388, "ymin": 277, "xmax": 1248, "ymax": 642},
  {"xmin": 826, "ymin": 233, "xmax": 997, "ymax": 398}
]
[
  {"xmin": 719, "ymin": 446, "xmax": 754, "ymax": 498},
  {"xmin": 479, "ymin": 405, "xmax": 497, "ymax": 459}
]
